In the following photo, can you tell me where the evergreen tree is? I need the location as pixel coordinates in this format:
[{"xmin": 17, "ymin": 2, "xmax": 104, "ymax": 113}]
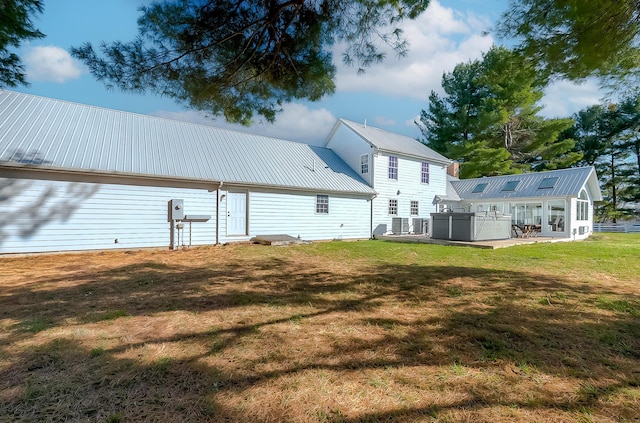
[
  {"xmin": 0, "ymin": 0, "xmax": 44, "ymax": 87},
  {"xmin": 418, "ymin": 46, "xmax": 578, "ymax": 178},
  {"xmin": 72, "ymin": 0, "xmax": 432, "ymax": 125},
  {"xmin": 495, "ymin": 0, "xmax": 640, "ymax": 82},
  {"xmin": 570, "ymin": 98, "xmax": 640, "ymax": 221}
]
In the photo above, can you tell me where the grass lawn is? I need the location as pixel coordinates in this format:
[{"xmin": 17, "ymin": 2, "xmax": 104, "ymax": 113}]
[{"xmin": 1, "ymin": 233, "xmax": 639, "ymax": 422}]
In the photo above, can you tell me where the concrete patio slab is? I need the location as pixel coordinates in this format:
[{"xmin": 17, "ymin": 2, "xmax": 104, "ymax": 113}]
[{"xmin": 374, "ymin": 234, "xmax": 573, "ymax": 249}]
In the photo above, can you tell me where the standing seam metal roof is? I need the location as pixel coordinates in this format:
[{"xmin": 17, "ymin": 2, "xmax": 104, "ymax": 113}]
[
  {"xmin": 449, "ymin": 167, "xmax": 602, "ymax": 201},
  {"xmin": 0, "ymin": 91, "xmax": 375, "ymax": 195},
  {"xmin": 334, "ymin": 118, "xmax": 452, "ymax": 164}
]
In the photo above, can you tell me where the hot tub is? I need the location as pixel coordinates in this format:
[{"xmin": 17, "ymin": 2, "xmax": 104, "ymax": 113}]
[{"xmin": 430, "ymin": 212, "xmax": 512, "ymax": 241}]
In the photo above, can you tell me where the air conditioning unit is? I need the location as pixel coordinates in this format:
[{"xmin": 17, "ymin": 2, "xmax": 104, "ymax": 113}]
[
  {"xmin": 391, "ymin": 217, "xmax": 409, "ymax": 234},
  {"xmin": 412, "ymin": 218, "xmax": 424, "ymax": 234}
]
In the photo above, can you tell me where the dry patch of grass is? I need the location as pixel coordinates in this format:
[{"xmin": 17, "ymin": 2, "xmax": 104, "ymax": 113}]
[{"xmin": 1, "ymin": 235, "xmax": 640, "ymax": 422}]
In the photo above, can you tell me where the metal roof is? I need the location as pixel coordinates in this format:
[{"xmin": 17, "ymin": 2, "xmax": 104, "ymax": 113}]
[
  {"xmin": 449, "ymin": 167, "xmax": 603, "ymax": 201},
  {"xmin": 332, "ymin": 118, "xmax": 452, "ymax": 164},
  {"xmin": 0, "ymin": 90, "xmax": 375, "ymax": 195}
]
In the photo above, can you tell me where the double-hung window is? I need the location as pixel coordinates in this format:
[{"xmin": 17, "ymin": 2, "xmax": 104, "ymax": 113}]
[
  {"xmin": 316, "ymin": 194, "xmax": 329, "ymax": 214},
  {"xmin": 388, "ymin": 156, "xmax": 398, "ymax": 180},
  {"xmin": 410, "ymin": 200, "xmax": 419, "ymax": 216},
  {"xmin": 361, "ymin": 154, "xmax": 369, "ymax": 174},
  {"xmin": 388, "ymin": 199, "xmax": 398, "ymax": 215},
  {"xmin": 421, "ymin": 162, "xmax": 429, "ymax": 184}
]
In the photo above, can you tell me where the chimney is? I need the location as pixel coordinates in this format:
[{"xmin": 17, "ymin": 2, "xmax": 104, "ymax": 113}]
[{"xmin": 447, "ymin": 162, "xmax": 460, "ymax": 178}]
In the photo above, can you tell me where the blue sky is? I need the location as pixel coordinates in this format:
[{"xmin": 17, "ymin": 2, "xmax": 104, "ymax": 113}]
[{"xmin": 13, "ymin": 0, "xmax": 603, "ymax": 146}]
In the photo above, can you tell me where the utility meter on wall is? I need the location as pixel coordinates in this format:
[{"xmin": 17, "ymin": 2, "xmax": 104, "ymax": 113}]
[{"xmin": 169, "ymin": 199, "xmax": 184, "ymax": 220}]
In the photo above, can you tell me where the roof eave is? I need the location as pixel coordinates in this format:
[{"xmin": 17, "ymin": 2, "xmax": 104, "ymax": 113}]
[
  {"xmin": 0, "ymin": 163, "xmax": 377, "ymax": 196},
  {"xmin": 375, "ymin": 148, "xmax": 452, "ymax": 165}
]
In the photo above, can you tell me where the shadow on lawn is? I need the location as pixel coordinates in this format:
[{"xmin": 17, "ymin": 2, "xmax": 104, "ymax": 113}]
[{"xmin": 1, "ymin": 251, "xmax": 639, "ymax": 421}]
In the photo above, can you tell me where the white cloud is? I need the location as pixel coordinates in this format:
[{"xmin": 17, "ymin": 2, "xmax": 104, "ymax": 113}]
[
  {"xmin": 334, "ymin": 0, "xmax": 494, "ymax": 99},
  {"xmin": 153, "ymin": 103, "xmax": 336, "ymax": 146},
  {"xmin": 540, "ymin": 79, "xmax": 604, "ymax": 118},
  {"xmin": 24, "ymin": 46, "xmax": 84, "ymax": 83}
]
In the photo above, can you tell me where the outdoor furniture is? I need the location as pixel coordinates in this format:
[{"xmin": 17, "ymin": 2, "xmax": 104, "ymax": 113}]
[
  {"xmin": 512, "ymin": 224, "xmax": 524, "ymax": 238},
  {"xmin": 512, "ymin": 224, "xmax": 541, "ymax": 238},
  {"xmin": 530, "ymin": 225, "xmax": 541, "ymax": 237}
]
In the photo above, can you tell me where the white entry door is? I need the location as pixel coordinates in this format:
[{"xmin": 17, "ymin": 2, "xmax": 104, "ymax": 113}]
[{"xmin": 227, "ymin": 192, "xmax": 247, "ymax": 235}]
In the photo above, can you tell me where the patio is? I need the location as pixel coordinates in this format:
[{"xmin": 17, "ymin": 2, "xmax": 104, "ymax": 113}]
[{"xmin": 374, "ymin": 234, "xmax": 573, "ymax": 249}]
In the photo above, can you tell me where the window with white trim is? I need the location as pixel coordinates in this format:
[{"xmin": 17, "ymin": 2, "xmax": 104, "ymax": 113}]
[
  {"xmin": 410, "ymin": 200, "xmax": 419, "ymax": 216},
  {"xmin": 361, "ymin": 154, "xmax": 369, "ymax": 174},
  {"xmin": 421, "ymin": 162, "xmax": 429, "ymax": 184},
  {"xmin": 388, "ymin": 199, "xmax": 398, "ymax": 215},
  {"xmin": 577, "ymin": 189, "xmax": 589, "ymax": 221},
  {"xmin": 316, "ymin": 194, "xmax": 329, "ymax": 214},
  {"xmin": 388, "ymin": 156, "xmax": 398, "ymax": 180}
]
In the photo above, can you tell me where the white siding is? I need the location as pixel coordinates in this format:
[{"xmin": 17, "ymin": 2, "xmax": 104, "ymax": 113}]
[
  {"xmin": 217, "ymin": 188, "xmax": 371, "ymax": 242},
  {"xmin": 324, "ymin": 124, "xmax": 374, "ymax": 185},
  {"xmin": 569, "ymin": 196, "xmax": 594, "ymax": 239},
  {"xmin": 371, "ymin": 153, "xmax": 448, "ymax": 234},
  {"xmin": 0, "ymin": 177, "xmax": 217, "ymax": 253}
]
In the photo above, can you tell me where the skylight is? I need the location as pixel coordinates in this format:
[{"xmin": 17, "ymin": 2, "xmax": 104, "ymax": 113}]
[
  {"xmin": 538, "ymin": 177, "xmax": 559, "ymax": 189},
  {"xmin": 472, "ymin": 183, "xmax": 488, "ymax": 193},
  {"xmin": 502, "ymin": 180, "xmax": 520, "ymax": 191}
]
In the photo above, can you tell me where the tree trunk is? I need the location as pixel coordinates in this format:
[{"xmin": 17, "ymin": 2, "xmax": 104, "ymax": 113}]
[{"xmin": 611, "ymin": 154, "xmax": 617, "ymax": 223}]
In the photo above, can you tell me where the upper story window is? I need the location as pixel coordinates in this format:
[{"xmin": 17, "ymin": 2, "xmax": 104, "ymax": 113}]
[
  {"xmin": 421, "ymin": 162, "xmax": 430, "ymax": 184},
  {"xmin": 410, "ymin": 200, "xmax": 419, "ymax": 216},
  {"xmin": 388, "ymin": 156, "xmax": 398, "ymax": 180},
  {"xmin": 316, "ymin": 194, "xmax": 329, "ymax": 214},
  {"xmin": 360, "ymin": 154, "xmax": 369, "ymax": 174}
]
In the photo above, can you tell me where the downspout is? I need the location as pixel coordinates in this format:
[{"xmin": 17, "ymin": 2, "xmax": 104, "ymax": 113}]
[
  {"xmin": 370, "ymin": 194, "xmax": 377, "ymax": 239},
  {"xmin": 216, "ymin": 181, "xmax": 223, "ymax": 245},
  {"xmin": 369, "ymin": 146, "xmax": 378, "ymax": 239}
]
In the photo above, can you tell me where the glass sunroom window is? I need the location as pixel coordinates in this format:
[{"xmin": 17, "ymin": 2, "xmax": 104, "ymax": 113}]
[
  {"xmin": 548, "ymin": 200, "xmax": 566, "ymax": 232},
  {"xmin": 577, "ymin": 189, "xmax": 589, "ymax": 221},
  {"xmin": 509, "ymin": 203, "xmax": 542, "ymax": 226}
]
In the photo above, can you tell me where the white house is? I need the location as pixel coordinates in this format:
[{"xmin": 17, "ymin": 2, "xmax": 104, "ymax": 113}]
[
  {"xmin": 325, "ymin": 119, "xmax": 452, "ymax": 235},
  {"xmin": 443, "ymin": 167, "xmax": 603, "ymax": 240},
  {"xmin": 0, "ymin": 91, "xmax": 377, "ymax": 254},
  {"xmin": 0, "ymin": 91, "xmax": 603, "ymax": 254}
]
